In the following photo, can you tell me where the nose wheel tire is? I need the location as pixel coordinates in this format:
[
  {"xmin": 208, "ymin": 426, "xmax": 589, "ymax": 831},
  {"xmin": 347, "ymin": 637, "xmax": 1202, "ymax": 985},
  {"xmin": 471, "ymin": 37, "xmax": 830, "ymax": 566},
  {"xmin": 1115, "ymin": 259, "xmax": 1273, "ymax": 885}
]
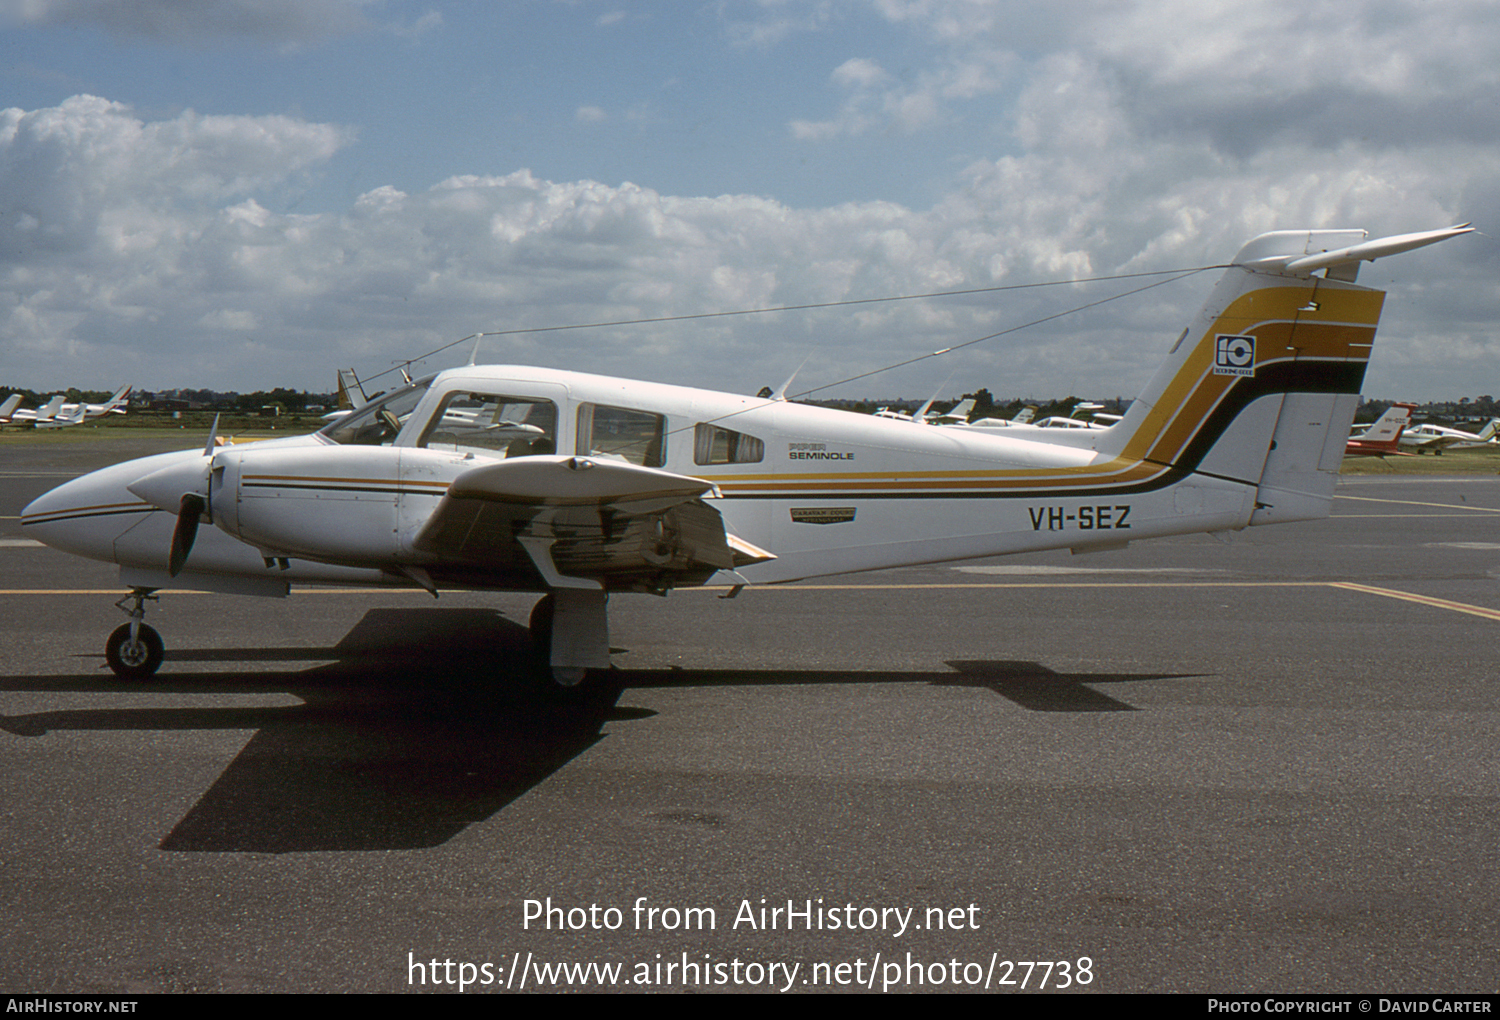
[{"xmin": 105, "ymin": 623, "xmax": 164, "ymax": 680}]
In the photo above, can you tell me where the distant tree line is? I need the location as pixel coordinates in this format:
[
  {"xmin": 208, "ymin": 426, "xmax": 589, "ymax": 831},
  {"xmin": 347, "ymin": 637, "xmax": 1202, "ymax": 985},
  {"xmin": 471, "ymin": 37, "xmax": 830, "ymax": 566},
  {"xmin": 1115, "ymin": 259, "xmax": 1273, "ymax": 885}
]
[
  {"xmin": 139, "ymin": 387, "xmax": 339, "ymax": 413},
  {"xmin": 1355, "ymin": 395, "xmax": 1497, "ymax": 423},
  {"xmin": 0, "ymin": 386, "xmax": 122, "ymax": 405},
  {"xmin": 0, "ymin": 385, "xmax": 337, "ymax": 413}
]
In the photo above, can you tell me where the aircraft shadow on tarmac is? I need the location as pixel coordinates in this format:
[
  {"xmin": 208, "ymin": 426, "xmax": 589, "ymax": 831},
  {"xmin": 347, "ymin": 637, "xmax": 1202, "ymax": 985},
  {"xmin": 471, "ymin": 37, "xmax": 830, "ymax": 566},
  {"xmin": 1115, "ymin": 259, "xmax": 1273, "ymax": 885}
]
[
  {"xmin": 0, "ymin": 608, "xmax": 1206, "ymax": 853},
  {"xmin": 615, "ymin": 659, "xmax": 1190, "ymax": 712}
]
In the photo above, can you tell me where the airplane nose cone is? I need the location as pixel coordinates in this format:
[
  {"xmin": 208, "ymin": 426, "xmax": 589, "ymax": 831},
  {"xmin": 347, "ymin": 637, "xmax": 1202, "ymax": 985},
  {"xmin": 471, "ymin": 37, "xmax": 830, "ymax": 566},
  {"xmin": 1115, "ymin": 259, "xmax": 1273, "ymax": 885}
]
[
  {"xmin": 22, "ymin": 447, "xmax": 219, "ymax": 563},
  {"xmin": 127, "ymin": 456, "xmax": 211, "ymax": 514},
  {"xmin": 21, "ymin": 483, "xmax": 69, "ymax": 533},
  {"xmin": 20, "ymin": 471, "xmax": 143, "ymax": 559}
]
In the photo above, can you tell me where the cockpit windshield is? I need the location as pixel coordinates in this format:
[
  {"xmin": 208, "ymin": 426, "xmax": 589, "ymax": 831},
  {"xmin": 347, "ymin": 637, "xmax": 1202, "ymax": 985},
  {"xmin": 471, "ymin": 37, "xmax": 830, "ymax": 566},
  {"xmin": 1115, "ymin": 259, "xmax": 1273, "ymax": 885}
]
[{"xmin": 317, "ymin": 376, "xmax": 434, "ymax": 446}]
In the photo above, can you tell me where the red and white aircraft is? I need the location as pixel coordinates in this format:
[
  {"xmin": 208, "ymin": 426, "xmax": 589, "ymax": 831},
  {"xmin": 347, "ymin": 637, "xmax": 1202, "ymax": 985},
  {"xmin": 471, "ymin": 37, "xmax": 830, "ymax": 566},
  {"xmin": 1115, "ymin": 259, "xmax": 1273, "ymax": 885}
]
[
  {"xmin": 1344, "ymin": 402, "xmax": 1416, "ymax": 457},
  {"xmin": 22, "ymin": 224, "xmax": 1474, "ymax": 683}
]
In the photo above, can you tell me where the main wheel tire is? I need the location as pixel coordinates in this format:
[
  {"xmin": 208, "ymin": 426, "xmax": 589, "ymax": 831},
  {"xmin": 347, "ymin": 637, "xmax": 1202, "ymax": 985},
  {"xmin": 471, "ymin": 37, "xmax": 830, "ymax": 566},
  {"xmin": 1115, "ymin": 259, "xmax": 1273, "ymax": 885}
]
[
  {"xmin": 551, "ymin": 666, "xmax": 588, "ymax": 686},
  {"xmin": 105, "ymin": 623, "xmax": 164, "ymax": 680},
  {"xmin": 527, "ymin": 595, "xmax": 597, "ymax": 690}
]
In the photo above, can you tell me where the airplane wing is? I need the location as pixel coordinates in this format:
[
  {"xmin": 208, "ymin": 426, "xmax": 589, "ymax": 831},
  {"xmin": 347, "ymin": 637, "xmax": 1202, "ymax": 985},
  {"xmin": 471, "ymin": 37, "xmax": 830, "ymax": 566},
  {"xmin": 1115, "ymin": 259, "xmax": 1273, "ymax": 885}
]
[
  {"xmin": 37, "ymin": 404, "xmax": 88, "ymax": 429},
  {"xmin": 1403, "ymin": 431, "xmax": 1463, "ymax": 452},
  {"xmin": 410, "ymin": 455, "xmax": 771, "ymax": 593}
]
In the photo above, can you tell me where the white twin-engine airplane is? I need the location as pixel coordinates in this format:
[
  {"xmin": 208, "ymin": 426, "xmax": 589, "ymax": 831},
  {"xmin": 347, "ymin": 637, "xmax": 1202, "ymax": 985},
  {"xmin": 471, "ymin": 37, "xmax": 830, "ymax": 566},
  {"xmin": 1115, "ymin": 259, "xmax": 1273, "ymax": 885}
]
[
  {"xmin": 1399, "ymin": 418, "xmax": 1500, "ymax": 454},
  {"xmin": 22, "ymin": 225, "xmax": 1473, "ymax": 683}
]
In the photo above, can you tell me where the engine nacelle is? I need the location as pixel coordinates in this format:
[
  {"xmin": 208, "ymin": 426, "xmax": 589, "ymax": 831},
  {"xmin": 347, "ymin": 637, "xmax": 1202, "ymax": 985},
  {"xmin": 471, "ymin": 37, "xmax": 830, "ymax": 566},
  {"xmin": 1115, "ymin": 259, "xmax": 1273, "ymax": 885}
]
[{"xmin": 210, "ymin": 444, "xmax": 404, "ymax": 566}]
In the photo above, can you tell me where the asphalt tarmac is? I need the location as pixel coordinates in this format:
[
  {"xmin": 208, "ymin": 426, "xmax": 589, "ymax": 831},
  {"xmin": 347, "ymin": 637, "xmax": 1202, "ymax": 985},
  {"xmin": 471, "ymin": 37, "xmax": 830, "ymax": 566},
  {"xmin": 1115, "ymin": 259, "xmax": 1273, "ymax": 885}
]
[{"xmin": 2, "ymin": 435, "xmax": 1498, "ymax": 994}]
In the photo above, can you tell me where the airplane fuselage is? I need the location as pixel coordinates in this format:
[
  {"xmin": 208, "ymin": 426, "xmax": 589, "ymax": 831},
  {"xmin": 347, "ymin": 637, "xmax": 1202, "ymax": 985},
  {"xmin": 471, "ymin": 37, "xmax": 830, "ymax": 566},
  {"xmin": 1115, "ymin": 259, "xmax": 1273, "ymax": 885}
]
[
  {"xmin": 23, "ymin": 364, "xmax": 1255, "ymax": 597},
  {"xmin": 19, "ymin": 223, "xmax": 1476, "ymax": 679}
]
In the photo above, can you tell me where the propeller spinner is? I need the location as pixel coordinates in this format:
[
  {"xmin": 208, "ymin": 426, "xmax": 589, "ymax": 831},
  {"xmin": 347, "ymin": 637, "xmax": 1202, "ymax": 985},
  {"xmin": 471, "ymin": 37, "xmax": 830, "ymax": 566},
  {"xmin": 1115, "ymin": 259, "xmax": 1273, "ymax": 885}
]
[{"xmin": 126, "ymin": 419, "xmax": 221, "ymax": 576}]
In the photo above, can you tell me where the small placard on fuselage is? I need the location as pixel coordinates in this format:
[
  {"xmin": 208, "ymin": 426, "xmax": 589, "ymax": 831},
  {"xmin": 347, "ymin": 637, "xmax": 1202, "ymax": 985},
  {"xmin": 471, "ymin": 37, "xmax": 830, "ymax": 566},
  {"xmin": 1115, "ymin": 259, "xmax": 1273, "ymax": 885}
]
[{"xmin": 790, "ymin": 507, "xmax": 857, "ymax": 525}]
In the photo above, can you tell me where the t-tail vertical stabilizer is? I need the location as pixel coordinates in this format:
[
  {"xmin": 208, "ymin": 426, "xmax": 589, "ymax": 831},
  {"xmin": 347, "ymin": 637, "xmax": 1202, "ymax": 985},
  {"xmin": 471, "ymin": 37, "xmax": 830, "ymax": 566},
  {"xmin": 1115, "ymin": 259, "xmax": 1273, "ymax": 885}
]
[{"xmin": 1096, "ymin": 225, "xmax": 1473, "ymax": 527}]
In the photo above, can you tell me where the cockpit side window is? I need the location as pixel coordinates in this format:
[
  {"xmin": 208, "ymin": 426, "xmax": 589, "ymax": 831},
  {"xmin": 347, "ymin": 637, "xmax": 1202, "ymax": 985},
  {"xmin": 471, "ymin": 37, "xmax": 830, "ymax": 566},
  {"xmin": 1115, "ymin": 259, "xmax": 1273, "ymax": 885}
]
[
  {"xmin": 419, "ymin": 393, "xmax": 558, "ymax": 457},
  {"xmin": 693, "ymin": 423, "xmax": 765, "ymax": 464},
  {"xmin": 576, "ymin": 404, "xmax": 665, "ymax": 467},
  {"xmin": 317, "ymin": 378, "xmax": 432, "ymax": 446}
]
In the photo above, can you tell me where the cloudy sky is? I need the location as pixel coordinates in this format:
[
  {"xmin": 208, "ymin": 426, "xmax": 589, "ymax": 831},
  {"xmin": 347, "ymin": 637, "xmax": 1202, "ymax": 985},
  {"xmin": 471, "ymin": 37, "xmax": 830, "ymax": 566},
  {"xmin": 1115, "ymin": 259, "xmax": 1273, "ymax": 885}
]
[{"xmin": 2, "ymin": 0, "xmax": 1497, "ymax": 403}]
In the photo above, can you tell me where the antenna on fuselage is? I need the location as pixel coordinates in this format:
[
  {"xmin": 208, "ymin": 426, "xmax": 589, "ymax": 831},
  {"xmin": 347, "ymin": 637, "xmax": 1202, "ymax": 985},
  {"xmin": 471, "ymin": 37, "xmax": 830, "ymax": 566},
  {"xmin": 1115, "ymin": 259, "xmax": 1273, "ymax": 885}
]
[
  {"xmin": 767, "ymin": 357, "xmax": 810, "ymax": 401},
  {"xmin": 911, "ymin": 373, "xmax": 955, "ymax": 424}
]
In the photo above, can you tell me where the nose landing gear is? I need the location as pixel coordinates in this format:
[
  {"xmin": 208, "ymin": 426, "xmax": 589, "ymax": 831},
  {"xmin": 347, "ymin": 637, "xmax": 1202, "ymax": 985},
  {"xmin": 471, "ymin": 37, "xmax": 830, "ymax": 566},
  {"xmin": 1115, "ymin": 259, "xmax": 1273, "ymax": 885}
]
[{"xmin": 105, "ymin": 588, "xmax": 164, "ymax": 680}]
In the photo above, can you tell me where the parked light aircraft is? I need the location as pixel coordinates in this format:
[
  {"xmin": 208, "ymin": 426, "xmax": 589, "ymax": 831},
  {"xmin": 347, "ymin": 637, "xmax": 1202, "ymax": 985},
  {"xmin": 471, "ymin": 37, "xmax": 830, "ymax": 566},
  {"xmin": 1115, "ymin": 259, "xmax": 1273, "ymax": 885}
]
[
  {"xmin": 62, "ymin": 385, "xmax": 132, "ymax": 420},
  {"xmin": 4, "ymin": 387, "xmax": 131, "ymax": 429},
  {"xmin": 873, "ymin": 382, "xmax": 957, "ymax": 425},
  {"xmin": 2, "ymin": 395, "xmax": 65, "ymax": 426},
  {"xmin": 950, "ymin": 405, "xmax": 1036, "ymax": 430},
  {"xmin": 1399, "ymin": 418, "xmax": 1499, "ymax": 454},
  {"xmin": 22, "ymin": 224, "xmax": 1474, "ymax": 683},
  {"xmin": 932, "ymin": 398, "xmax": 975, "ymax": 425},
  {"xmin": 322, "ymin": 370, "xmax": 373, "ymax": 422},
  {"xmin": 1344, "ymin": 403, "xmax": 1416, "ymax": 457},
  {"xmin": 1032, "ymin": 402, "xmax": 1115, "ymax": 430}
]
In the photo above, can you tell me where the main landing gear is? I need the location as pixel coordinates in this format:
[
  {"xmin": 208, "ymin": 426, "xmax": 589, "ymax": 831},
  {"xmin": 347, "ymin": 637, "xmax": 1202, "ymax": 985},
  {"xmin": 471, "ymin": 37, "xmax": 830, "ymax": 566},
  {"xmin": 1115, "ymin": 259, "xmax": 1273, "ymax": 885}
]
[
  {"xmin": 528, "ymin": 590, "xmax": 609, "ymax": 687},
  {"xmin": 105, "ymin": 588, "xmax": 164, "ymax": 680}
]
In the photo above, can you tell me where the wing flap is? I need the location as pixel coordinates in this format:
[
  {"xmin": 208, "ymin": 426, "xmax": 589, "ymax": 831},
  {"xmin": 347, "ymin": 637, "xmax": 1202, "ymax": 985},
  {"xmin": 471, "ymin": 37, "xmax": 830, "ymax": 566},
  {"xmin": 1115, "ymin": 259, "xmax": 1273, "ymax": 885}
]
[
  {"xmin": 446, "ymin": 455, "xmax": 716, "ymax": 507},
  {"xmin": 411, "ymin": 456, "xmax": 752, "ymax": 591}
]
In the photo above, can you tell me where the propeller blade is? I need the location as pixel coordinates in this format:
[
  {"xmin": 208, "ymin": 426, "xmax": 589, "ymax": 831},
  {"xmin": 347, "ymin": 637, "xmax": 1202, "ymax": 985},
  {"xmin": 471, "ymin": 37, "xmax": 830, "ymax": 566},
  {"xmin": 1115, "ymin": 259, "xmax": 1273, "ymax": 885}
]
[{"xmin": 169, "ymin": 493, "xmax": 206, "ymax": 577}]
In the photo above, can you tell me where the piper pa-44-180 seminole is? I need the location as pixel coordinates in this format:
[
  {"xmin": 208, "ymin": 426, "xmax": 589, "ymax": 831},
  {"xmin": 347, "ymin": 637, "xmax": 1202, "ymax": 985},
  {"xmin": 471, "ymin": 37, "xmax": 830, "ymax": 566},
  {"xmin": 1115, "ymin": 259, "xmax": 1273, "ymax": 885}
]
[{"xmin": 22, "ymin": 224, "xmax": 1474, "ymax": 683}]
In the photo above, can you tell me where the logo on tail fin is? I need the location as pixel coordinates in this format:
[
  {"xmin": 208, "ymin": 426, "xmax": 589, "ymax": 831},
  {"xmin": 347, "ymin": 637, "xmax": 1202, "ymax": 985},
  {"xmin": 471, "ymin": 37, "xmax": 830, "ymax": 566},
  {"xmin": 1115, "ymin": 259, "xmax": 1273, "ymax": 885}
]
[{"xmin": 1213, "ymin": 334, "xmax": 1256, "ymax": 377}]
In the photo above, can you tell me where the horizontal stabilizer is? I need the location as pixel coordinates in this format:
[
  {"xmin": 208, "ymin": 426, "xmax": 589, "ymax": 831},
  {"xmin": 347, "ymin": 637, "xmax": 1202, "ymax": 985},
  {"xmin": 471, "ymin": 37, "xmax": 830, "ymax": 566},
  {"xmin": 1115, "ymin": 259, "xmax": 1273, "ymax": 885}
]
[{"xmin": 1242, "ymin": 224, "xmax": 1474, "ymax": 277}]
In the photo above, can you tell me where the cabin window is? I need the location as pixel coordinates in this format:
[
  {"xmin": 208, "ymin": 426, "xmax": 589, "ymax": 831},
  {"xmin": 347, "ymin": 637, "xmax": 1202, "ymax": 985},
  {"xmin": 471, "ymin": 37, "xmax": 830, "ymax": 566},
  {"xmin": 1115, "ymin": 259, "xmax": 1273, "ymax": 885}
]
[
  {"xmin": 576, "ymin": 404, "xmax": 665, "ymax": 467},
  {"xmin": 693, "ymin": 423, "xmax": 765, "ymax": 465},
  {"xmin": 318, "ymin": 377, "xmax": 433, "ymax": 446},
  {"xmin": 419, "ymin": 393, "xmax": 557, "ymax": 456}
]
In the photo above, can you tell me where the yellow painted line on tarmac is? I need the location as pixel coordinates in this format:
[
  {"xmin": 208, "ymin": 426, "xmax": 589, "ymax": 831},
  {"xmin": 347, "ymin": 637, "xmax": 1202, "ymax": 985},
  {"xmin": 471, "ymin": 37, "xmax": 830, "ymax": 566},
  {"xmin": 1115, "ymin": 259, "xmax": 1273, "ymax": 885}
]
[
  {"xmin": 1335, "ymin": 494, "xmax": 1500, "ymax": 513},
  {"xmin": 5, "ymin": 581, "xmax": 1499, "ymax": 626},
  {"xmin": 698, "ymin": 581, "xmax": 1327, "ymax": 590},
  {"xmin": 0, "ymin": 588, "xmax": 439, "ymax": 596},
  {"xmin": 1328, "ymin": 581, "xmax": 1500, "ymax": 623},
  {"xmin": 0, "ymin": 589, "xmax": 150, "ymax": 595}
]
